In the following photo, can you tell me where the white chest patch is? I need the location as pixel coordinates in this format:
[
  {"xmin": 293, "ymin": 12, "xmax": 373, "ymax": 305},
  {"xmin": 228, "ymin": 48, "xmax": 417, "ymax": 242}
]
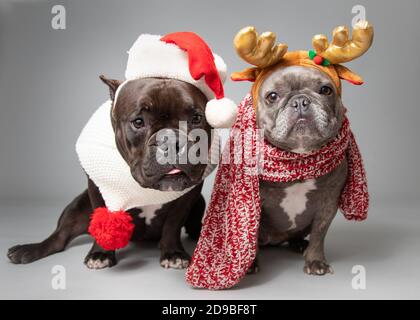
[
  {"xmin": 139, "ymin": 204, "xmax": 163, "ymax": 225},
  {"xmin": 280, "ymin": 179, "xmax": 317, "ymax": 229}
]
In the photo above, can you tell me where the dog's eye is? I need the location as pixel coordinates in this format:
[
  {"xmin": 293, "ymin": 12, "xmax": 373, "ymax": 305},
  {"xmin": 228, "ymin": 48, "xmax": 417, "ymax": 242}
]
[
  {"xmin": 131, "ymin": 117, "xmax": 144, "ymax": 129},
  {"xmin": 266, "ymin": 92, "xmax": 279, "ymax": 103},
  {"xmin": 191, "ymin": 114, "xmax": 203, "ymax": 125},
  {"xmin": 320, "ymin": 86, "xmax": 333, "ymax": 95}
]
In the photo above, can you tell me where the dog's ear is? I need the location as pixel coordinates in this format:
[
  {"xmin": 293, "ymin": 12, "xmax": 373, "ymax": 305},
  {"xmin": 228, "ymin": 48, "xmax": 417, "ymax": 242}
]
[
  {"xmin": 335, "ymin": 65, "xmax": 364, "ymax": 86},
  {"xmin": 99, "ymin": 75, "xmax": 122, "ymax": 101},
  {"xmin": 230, "ymin": 67, "xmax": 261, "ymax": 82}
]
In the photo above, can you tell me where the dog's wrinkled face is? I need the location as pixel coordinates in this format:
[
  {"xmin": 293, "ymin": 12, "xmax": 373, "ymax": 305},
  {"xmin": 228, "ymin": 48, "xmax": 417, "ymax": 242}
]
[
  {"xmin": 256, "ymin": 66, "xmax": 344, "ymax": 153},
  {"xmin": 102, "ymin": 77, "xmax": 211, "ymax": 191}
]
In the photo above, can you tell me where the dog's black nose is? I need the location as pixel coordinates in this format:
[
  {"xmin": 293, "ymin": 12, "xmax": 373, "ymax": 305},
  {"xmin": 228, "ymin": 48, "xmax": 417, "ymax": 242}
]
[
  {"xmin": 156, "ymin": 129, "xmax": 188, "ymax": 155},
  {"xmin": 290, "ymin": 95, "xmax": 311, "ymax": 113},
  {"xmin": 175, "ymin": 139, "xmax": 187, "ymax": 154}
]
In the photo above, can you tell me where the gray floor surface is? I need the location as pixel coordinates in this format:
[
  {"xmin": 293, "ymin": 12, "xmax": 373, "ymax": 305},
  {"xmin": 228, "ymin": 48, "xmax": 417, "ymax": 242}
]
[{"xmin": 0, "ymin": 201, "xmax": 419, "ymax": 300}]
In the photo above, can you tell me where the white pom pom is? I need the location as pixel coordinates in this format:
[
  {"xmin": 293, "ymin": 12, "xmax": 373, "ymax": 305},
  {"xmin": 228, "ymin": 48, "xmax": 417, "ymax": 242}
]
[{"xmin": 205, "ymin": 98, "xmax": 237, "ymax": 128}]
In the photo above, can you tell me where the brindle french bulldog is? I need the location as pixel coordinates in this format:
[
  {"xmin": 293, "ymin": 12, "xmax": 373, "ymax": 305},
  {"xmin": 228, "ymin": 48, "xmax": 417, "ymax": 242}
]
[
  {"xmin": 253, "ymin": 66, "xmax": 347, "ymax": 275},
  {"xmin": 7, "ymin": 76, "xmax": 213, "ymax": 270}
]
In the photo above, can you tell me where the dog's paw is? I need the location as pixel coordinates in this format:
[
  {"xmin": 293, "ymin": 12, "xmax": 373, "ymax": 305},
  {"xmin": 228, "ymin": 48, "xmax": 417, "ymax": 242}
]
[
  {"xmin": 304, "ymin": 260, "xmax": 334, "ymax": 276},
  {"xmin": 288, "ymin": 238, "xmax": 309, "ymax": 254},
  {"xmin": 160, "ymin": 252, "xmax": 190, "ymax": 270},
  {"xmin": 247, "ymin": 260, "xmax": 260, "ymax": 275},
  {"xmin": 84, "ymin": 252, "xmax": 116, "ymax": 270},
  {"xmin": 7, "ymin": 243, "xmax": 46, "ymax": 264}
]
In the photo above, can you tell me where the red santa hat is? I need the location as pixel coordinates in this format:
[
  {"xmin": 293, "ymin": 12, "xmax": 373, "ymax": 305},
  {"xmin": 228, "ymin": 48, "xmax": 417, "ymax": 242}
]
[{"xmin": 124, "ymin": 32, "xmax": 237, "ymax": 128}]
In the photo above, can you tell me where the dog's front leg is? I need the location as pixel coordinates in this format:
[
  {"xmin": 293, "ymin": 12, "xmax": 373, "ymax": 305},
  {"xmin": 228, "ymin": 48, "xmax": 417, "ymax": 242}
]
[
  {"xmin": 303, "ymin": 202, "xmax": 338, "ymax": 275},
  {"xmin": 84, "ymin": 241, "xmax": 116, "ymax": 269},
  {"xmin": 159, "ymin": 185, "xmax": 202, "ymax": 269},
  {"xmin": 83, "ymin": 177, "xmax": 117, "ymax": 269}
]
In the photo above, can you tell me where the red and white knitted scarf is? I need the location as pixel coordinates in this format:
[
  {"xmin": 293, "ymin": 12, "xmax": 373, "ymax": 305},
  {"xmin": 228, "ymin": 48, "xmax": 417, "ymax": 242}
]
[{"xmin": 186, "ymin": 94, "xmax": 369, "ymax": 290}]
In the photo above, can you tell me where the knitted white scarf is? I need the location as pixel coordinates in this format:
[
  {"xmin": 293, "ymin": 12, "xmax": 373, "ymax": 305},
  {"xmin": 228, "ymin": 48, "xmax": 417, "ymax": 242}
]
[{"xmin": 76, "ymin": 100, "xmax": 219, "ymax": 211}]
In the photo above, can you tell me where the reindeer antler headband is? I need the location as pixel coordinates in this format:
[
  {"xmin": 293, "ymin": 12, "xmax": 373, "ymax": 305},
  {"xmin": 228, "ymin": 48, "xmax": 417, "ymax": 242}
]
[
  {"xmin": 231, "ymin": 21, "xmax": 374, "ymax": 90},
  {"xmin": 312, "ymin": 20, "xmax": 374, "ymax": 65},
  {"xmin": 233, "ymin": 26, "xmax": 288, "ymax": 68}
]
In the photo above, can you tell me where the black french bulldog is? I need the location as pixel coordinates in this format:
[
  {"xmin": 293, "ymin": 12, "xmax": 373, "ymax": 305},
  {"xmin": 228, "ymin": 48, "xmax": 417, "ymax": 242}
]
[{"xmin": 7, "ymin": 76, "xmax": 214, "ymax": 270}]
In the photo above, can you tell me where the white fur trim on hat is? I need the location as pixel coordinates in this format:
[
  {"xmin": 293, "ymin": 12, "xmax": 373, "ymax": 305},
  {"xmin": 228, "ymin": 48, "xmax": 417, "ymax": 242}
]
[
  {"xmin": 205, "ymin": 98, "xmax": 237, "ymax": 128},
  {"xmin": 125, "ymin": 34, "xmax": 227, "ymax": 100}
]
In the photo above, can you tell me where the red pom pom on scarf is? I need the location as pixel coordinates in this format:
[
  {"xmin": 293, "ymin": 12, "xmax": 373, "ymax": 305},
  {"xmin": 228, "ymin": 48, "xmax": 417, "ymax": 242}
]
[{"xmin": 88, "ymin": 207, "xmax": 134, "ymax": 251}]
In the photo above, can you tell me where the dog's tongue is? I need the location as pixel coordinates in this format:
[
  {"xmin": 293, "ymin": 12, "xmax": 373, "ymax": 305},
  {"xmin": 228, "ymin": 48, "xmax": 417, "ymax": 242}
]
[{"xmin": 167, "ymin": 168, "xmax": 182, "ymax": 175}]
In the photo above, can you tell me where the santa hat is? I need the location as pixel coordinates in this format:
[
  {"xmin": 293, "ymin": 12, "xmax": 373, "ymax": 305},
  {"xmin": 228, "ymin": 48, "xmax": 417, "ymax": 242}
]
[
  {"xmin": 87, "ymin": 31, "xmax": 232, "ymax": 252},
  {"xmin": 124, "ymin": 32, "xmax": 237, "ymax": 128},
  {"xmin": 185, "ymin": 22, "xmax": 373, "ymax": 290}
]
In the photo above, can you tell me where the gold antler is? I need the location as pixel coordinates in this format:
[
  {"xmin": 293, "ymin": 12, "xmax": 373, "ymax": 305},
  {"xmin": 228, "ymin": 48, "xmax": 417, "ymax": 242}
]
[
  {"xmin": 312, "ymin": 20, "xmax": 374, "ymax": 64},
  {"xmin": 234, "ymin": 26, "xmax": 288, "ymax": 68}
]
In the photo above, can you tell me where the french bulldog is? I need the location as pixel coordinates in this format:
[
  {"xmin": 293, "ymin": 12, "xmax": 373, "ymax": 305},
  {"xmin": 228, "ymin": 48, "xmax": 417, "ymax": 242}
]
[
  {"xmin": 184, "ymin": 25, "xmax": 370, "ymax": 290},
  {"xmin": 7, "ymin": 76, "xmax": 213, "ymax": 270},
  {"xmin": 253, "ymin": 65, "xmax": 347, "ymax": 275}
]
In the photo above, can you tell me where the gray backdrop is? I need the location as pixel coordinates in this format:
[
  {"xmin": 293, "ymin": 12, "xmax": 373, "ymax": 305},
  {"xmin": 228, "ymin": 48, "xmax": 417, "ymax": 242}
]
[
  {"xmin": 0, "ymin": 0, "xmax": 419, "ymax": 206},
  {"xmin": 1, "ymin": 0, "xmax": 420, "ymax": 300}
]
